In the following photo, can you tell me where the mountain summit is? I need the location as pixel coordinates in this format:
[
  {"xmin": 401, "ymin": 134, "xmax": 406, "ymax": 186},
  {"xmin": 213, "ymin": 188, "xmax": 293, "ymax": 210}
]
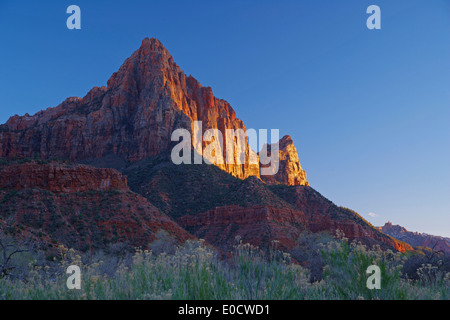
[
  {"xmin": 0, "ymin": 38, "xmax": 308, "ymax": 185},
  {"xmin": 0, "ymin": 38, "xmax": 414, "ymax": 254}
]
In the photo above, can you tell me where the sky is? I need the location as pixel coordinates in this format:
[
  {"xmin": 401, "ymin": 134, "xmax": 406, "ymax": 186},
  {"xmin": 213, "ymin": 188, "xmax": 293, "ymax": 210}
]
[{"xmin": 0, "ymin": 0, "xmax": 449, "ymax": 236}]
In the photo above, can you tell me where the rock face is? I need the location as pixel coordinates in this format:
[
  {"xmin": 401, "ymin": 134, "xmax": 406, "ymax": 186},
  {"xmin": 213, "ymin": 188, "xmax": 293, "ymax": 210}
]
[
  {"xmin": 0, "ymin": 161, "xmax": 193, "ymax": 251},
  {"xmin": 260, "ymin": 135, "xmax": 308, "ymax": 186},
  {"xmin": 178, "ymin": 205, "xmax": 307, "ymax": 251},
  {"xmin": 0, "ymin": 162, "xmax": 128, "ymax": 193},
  {"xmin": 0, "ymin": 38, "xmax": 311, "ymax": 185},
  {"xmin": 379, "ymin": 222, "xmax": 450, "ymax": 255},
  {"xmin": 0, "ymin": 38, "xmax": 260, "ymax": 180}
]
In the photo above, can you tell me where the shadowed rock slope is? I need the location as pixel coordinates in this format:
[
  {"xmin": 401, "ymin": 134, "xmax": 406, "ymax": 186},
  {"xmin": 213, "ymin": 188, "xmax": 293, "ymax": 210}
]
[
  {"xmin": 124, "ymin": 153, "xmax": 411, "ymax": 252},
  {"xmin": 0, "ymin": 160, "xmax": 192, "ymax": 252}
]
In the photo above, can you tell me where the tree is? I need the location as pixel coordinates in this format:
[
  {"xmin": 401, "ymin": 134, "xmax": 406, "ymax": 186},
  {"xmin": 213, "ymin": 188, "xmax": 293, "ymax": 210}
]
[{"xmin": 0, "ymin": 222, "xmax": 35, "ymax": 279}]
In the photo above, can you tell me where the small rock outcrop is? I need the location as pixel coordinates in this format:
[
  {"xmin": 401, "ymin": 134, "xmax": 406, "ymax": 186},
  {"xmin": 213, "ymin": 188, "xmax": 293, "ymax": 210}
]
[{"xmin": 260, "ymin": 135, "xmax": 308, "ymax": 186}]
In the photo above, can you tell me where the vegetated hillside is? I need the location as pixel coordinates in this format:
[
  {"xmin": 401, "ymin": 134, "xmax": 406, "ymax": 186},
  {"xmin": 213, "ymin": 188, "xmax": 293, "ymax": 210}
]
[
  {"xmin": 269, "ymin": 185, "xmax": 412, "ymax": 252},
  {"xmin": 124, "ymin": 151, "xmax": 297, "ymax": 219},
  {"xmin": 0, "ymin": 160, "xmax": 192, "ymax": 253},
  {"xmin": 124, "ymin": 152, "xmax": 309, "ymax": 251},
  {"xmin": 124, "ymin": 152, "xmax": 411, "ymax": 252}
]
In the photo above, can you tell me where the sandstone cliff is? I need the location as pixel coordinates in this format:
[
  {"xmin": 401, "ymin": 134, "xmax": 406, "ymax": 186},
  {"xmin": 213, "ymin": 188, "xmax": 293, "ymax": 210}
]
[
  {"xmin": 0, "ymin": 38, "xmax": 260, "ymax": 180},
  {"xmin": 260, "ymin": 135, "xmax": 308, "ymax": 186},
  {"xmin": 0, "ymin": 162, "xmax": 128, "ymax": 193}
]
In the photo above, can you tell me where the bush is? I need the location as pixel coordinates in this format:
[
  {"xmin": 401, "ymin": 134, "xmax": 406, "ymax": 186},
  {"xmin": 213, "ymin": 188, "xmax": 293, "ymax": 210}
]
[
  {"xmin": 0, "ymin": 232, "xmax": 448, "ymax": 300},
  {"xmin": 290, "ymin": 231, "xmax": 335, "ymax": 282}
]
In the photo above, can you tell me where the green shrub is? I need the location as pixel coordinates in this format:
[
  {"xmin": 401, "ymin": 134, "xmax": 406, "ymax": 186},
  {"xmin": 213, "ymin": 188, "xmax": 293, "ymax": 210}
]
[{"xmin": 0, "ymin": 235, "xmax": 448, "ymax": 300}]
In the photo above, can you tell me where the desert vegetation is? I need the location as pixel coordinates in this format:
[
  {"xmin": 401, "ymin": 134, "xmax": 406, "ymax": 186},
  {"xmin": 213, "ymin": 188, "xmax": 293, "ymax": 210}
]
[{"xmin": 0, "ymin": 229, "xmax": 448, "ymax": 300}]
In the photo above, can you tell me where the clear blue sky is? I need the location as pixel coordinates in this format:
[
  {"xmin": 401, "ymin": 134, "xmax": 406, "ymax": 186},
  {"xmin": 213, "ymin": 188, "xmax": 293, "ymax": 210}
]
[{"xmin": 1, "ymin": 1, "xmax": 449, "ymax": 236}]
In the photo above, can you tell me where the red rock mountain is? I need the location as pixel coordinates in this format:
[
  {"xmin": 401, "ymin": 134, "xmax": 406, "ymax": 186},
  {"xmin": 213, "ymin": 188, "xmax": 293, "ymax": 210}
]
[
  {"xmin": 379, "ymin": 222, "xmax": 450, "ymax": 255},
  {"xmin": 260, "ymin": 135, "xmax": 308, "ymax": 186},
  {"xmin": 0, "ymin": 38, "xmax": 281, "ymax": 181},
  {"xmin": 0, "ymin": 38, "xmax": 411, "ymax": 254}
]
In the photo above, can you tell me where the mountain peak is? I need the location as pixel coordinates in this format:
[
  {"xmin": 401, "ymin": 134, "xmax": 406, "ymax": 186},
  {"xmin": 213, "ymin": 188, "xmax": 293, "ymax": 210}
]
[
  {"xmin": 139, "ymin": 37, "xmax": 170, "ymax": 55},
  {"xmin": 279, "ymin": 135, "xmax": 294, "ymax": 149},
  {"xmin": 105, "ymin": 37, "xmax": 177, "ymax": 91},
  {"xmin": 0, "ymin": 37, "xmax": 259, "ymax": 180},
  {"xmin": 280, "ymin": 135, "xmax": 292, "ymax": 142},
  {"xmin": 141, "ymin": 37, "xmax": 163, "ymax": 46}
]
